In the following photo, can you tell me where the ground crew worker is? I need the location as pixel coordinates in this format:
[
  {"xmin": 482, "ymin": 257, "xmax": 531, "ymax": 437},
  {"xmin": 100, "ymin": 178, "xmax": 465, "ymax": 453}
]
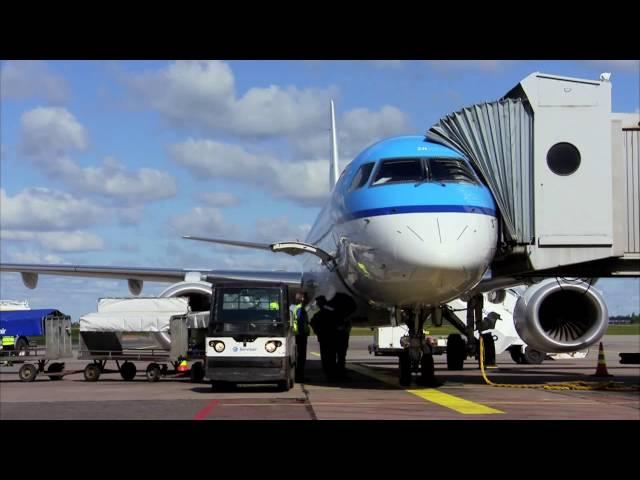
[
  {"xmin": 269, "ymin": 300, "xmax": 279, "ymax": 310},
  {"xmin": 1, "ymin": 336, "xmax": 16, "ymax": 366},
  {"xmin": 334, "ymin": 313, "xmax": 352, "ymax": 381},
  {"xmin": 331, "ymin": 293, "xmax": 357, "ymax": 381},
  {"xmin": 310, "ymin": 296, "xmax": 337, "ymax": 381},
  {"xmin": 292, "ymin": 291, "xmax": 310, "ymax": 382},
  {"xmin": 1, "ymin": 335, "xmax": 15, "ymax": 350}
]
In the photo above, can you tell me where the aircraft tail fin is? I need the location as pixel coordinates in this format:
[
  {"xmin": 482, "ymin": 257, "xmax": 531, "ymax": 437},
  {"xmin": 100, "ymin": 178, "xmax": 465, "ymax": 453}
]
[{"xmin": 329, "ymin": 99, "xmax": 339, "ymax": 188}]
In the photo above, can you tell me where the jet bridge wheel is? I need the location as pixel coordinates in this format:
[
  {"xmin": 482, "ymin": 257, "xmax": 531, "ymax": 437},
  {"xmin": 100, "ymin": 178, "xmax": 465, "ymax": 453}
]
[
  {"xmin": 18, "ymin": 363, "xmax": 37, "ymax": 382},
  {"xmin": 523, "ymin": 347, "xmax": 545, "ymax": 365},
  {"xmin": 120, "ymin": 362, "xmax": 137, "ymax": 381},
  {"xmin": 446, "ymin": 334, "xmax": 466, "ymax": 370}
]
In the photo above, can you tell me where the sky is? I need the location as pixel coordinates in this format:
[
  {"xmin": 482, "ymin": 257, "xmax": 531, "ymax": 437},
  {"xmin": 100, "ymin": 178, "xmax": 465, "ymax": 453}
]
[{"xmin": 1, "ymin": 60, "xmax": 639, "ymax": 321}]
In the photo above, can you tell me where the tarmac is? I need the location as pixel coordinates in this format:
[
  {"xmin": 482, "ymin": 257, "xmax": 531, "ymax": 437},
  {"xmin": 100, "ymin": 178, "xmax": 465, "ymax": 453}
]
[{"xmin": 1, "ymin": 335, "xmax": 638, "ymax": 420}]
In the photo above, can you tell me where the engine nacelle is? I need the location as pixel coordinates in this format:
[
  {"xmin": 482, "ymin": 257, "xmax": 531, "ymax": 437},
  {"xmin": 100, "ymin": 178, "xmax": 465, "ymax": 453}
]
[
  {"xmin": 153, "ymin": 280, "xmax": 213, "ymax": 349},
  {"xmin": 514, "ymin": 278, "xmax": 608, "ymax": 353}
]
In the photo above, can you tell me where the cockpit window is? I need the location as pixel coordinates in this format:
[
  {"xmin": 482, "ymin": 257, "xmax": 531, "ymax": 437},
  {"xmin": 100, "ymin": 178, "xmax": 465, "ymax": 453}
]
[
  {"xmin": 372, "ymin": 158, "xmax": 424, "ymax": 186},
  {"xmin": 428, "ymin": 158, "xmax": 477, "ymax": 184},
  {"xmin": 349, "ymin": 162, "xmax": 375, "ymax": 192}
]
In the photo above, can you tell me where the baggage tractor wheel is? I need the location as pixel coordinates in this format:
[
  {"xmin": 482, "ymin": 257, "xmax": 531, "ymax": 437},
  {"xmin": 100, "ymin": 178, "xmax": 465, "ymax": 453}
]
[
  {"xmin": 47, "ymin": 362, "xmax": 65, "ymax": 381},
  {"xmin": 446, "ymin": 334, "xmax": 466, "ymax": 370},
  {"xmin": 19, "ymin": 363, "xmax": 37, "ymax": 382},
  {"xmin": 84, "ymin": 364, "xmax": 101, "ymax": 382},
  {"xmin": 146, "ymin": 363, "xmax": 161, "ymax": 382},
  {"xmin": 190, "ymin": 362, "xmax": 205, "ymax": 383},
  {"xmin": 120, "ymin": 362, "xmax": 137, "ymax": 381}
]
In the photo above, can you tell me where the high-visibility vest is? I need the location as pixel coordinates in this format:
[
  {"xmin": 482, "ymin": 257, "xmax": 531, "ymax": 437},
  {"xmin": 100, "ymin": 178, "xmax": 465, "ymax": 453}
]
[
  {"xmin": 269, "ymin": 301, "xmax": 279, "ymax": 310},
  {"xmin": 292, "ymin": 305, "xmax": 310, "ymax": 336},
  {"xmin": 1, "ymin": 336, "xmax": 16, "ymax": 347},
  {"xmin": 177, "ymin": 360, "xmax": 189, "ymax": 372}
]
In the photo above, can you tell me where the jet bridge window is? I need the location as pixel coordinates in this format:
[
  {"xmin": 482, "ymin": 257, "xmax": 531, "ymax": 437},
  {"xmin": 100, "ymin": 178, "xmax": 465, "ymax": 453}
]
[
  {"xmin": 371, "ymin": 158, "xmax": 424, "ymax": 186},
  {"xmin": 349, "ymin": 162, "xmax": 375, "ymax": 191},
  {"xmin": 428, "ymin": 158, "xmax": 478, "ymax": 184}
]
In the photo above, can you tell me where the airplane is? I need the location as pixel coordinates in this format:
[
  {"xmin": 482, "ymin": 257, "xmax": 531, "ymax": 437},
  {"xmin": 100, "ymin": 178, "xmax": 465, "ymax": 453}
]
[{"xmin": 0, "ymin": 100, "xmax": 609, "ymax": 386}]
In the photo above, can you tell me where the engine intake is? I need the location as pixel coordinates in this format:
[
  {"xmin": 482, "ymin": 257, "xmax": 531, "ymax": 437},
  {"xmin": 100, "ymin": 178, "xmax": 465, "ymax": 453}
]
[
  {"xmin": 513, "ymin": 278, "xmax": 608, "ymax": 353},
  {"xmin": 153, "ymin": 280, "xmax": 212, "ymax": 349}
]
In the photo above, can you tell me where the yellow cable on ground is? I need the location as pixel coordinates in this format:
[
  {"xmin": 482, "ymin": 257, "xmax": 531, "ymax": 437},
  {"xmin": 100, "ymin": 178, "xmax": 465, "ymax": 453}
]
[{"xmin": 478, "ymin": 337, "xmax": 640, "ymax": 392}]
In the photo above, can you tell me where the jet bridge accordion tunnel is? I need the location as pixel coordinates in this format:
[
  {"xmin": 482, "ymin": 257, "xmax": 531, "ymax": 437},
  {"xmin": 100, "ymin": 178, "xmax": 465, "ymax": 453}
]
[{"xmin": 427, "ymin": 72, "xmax": 640, "ymax": 278}]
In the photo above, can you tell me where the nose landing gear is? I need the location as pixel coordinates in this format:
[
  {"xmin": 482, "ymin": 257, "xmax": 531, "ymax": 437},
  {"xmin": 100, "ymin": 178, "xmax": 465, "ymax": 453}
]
[{"xmin": 397, "ymin": 308, "xmax": 441, "ymax": 387}]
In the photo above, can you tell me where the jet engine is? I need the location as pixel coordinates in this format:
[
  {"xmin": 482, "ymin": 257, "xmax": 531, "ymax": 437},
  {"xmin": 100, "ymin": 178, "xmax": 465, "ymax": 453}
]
[
  {"xmin": 513, "ymin": 278, "xmax": 608, "ymax": 353},
  {"xmin": 153, "ymin": 280, "xmax": 212, "ymax": 349}
]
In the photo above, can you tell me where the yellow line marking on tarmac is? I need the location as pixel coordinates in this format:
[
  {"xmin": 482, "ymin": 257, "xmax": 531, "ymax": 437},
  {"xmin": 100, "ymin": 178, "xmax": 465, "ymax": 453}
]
[
  {"xmin": 347, "ymin": 363, "xmax": 503, "ymax": 415},
  {"xmin": 310, "ymin": 352, "xmax": 321, "ymax": 357},
  {"xmin": 406, "ymin": 389, "xmax": 503, "ymax": 414}
]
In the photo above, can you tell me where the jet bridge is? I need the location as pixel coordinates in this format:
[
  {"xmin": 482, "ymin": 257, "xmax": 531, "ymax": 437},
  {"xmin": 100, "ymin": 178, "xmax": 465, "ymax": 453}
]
[{"xmin": 427, "ymin": 72, "xmax": 640, "ymax": 277}]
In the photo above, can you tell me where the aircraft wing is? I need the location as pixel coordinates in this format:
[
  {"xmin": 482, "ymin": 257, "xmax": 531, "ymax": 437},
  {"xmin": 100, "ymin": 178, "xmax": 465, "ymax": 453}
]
[
  {"xmin": 0, "ymin": 235, "xmax": 333, "ymax": 294},
  {"xmin": 0, "ymin": 263, "xmax": 302, "ymax": 292}
]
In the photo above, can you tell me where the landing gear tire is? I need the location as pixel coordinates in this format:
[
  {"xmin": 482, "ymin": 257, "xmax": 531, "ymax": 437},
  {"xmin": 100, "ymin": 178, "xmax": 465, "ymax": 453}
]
[
  {"xmin": 19, "ymin": 363, "xmax": 37, "ymax": 382},
  {"xmin": 47, "ymin": 362, "xmax": 65, "ymax": 381},
  {"xmin": 84, "ymin": 364, "xmax": 101, "ymax": 382},
  {"xmin": 523, "ymin": 347, "xmax": 545, "ymax": 365},
  {"xmin": 146, "ymin": 363, "xmax": 161, "ymax": 382},
  {"xmin": 418, "ymin": 354, "xmax": 440, "ymax": 387},
  {"xmin": 120, "ymin": 362, "xmax": 137, "ymax": 381},
  {"xmin": 399, "ymin": 351, "xmax": 411, "ymax": 387},
  {"xmin": 446, "ymin": 334, "xmax": 466, "ymax": 370},
  {"xmin": 190, "ymin": 362, "xmax": 205, "ymax": 383}
]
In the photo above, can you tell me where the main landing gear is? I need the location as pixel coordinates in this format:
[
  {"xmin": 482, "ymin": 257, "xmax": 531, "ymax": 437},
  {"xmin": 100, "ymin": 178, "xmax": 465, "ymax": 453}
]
[{"xmin": 397, "ymin": 308, "xmax": 441, "ymax": 388}]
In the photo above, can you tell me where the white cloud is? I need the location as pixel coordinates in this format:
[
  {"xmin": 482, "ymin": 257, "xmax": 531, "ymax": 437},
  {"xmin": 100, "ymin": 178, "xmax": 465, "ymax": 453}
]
[
  {"xmin": 20, "ymin": 107, "xmax": 88, "ymax": 157},
  {"xmin": 168, "ymin": 139, "xmax": 329, "ymax": 205},
  {"xmin": 127, "ymin": 60, "xmax": 337, "ymax": 138},
  {"xmin": 57, "ymin": 156, "xmax": 178, "ymax": 204},
  {"xmin": 117, "ymin": 206, "xmax": 145, "ymax": 226},
  {"xmin": 0, "ymin": 188, "xmax": 106, "ymax": 231},
  {"xmin": 39, "ymin": 231, "xmax": 104, "ymax": 252},
  {"xmin": 6, "ymin": 252, "xmax": 66, "ymax": 264},
  {"xmin": 198, "ymin": 192, "xmax": 240, "ymax": 207},
  {"xmin": 168, "ymin": 206, "xmax": 239, "ymax": 238},
  {"xmin": 255, "ymin": 217, "xmax": 311, "ymax": 243},
  {"xmin": 19, "ymin": 107, "xmax": 177, "ymax": 204},
  {"xmin": 1, "ymin": 61, "xmax": 69, "ymax": 103},
  {"xmin": 292, "ymin": 105, "xmax": 411, "ymax": 161},
  {"xmin": 1, "ymin": 230, "xmax": 104, "ymax": 252}
]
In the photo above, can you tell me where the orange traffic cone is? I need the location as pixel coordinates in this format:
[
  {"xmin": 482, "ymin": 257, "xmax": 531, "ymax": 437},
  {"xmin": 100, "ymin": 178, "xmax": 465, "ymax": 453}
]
[{"xmin": 592, "ymin": 342, "xmax": 613, "ymax": 377}]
